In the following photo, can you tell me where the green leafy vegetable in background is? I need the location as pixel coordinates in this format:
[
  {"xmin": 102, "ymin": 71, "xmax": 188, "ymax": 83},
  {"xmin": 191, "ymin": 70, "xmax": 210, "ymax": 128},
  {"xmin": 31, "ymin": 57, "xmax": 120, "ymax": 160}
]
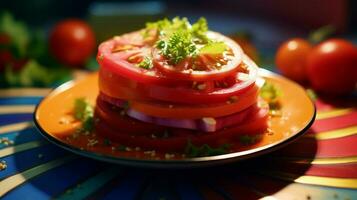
[
  {"xmin": 185, "ymin": 140, "xmax": 231, "ymax": 157},
  {"xmin": 0, "ymin": 11, "xmax": 72, "ymax": 88},
  {"xmin": 3, "ymin": 59, "xmax": 70, "ymax": 87},
  {"xmin": 74, "ymin": 98, "xmax": 94, "ymax": 133},
  {"xmin": 0, "ymin": 12, "xmax": 29, "ymax": 57}
]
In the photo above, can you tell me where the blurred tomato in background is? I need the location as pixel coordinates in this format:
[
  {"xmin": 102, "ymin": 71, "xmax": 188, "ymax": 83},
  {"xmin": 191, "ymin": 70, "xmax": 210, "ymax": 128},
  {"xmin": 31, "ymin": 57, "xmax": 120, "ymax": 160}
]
[{"xmin": 49, "ymin": 19, "xmax": 96, "ymax": 67}]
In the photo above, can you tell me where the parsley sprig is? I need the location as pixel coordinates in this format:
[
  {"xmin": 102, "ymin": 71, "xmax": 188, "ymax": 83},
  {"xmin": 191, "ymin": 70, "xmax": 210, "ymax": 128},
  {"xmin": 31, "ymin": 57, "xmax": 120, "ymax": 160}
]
[
  {"xmin": 157, "ymin": 31, "xmax": 198, "ymax": 64},
  {"xmin": 146, "ymin": 17, "xmax": 227, "ymax": 65}
]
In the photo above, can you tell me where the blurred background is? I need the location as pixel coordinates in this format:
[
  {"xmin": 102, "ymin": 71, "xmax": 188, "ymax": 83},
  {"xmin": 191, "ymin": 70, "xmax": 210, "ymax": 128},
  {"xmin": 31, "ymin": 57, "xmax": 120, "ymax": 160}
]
[
  {"xmin": 0, "ymin": 0, "xmax": 356, "ymax": 93},
  {"xmin": 2, "ymin": 0, "xmax": 356, "ymax": 43}
]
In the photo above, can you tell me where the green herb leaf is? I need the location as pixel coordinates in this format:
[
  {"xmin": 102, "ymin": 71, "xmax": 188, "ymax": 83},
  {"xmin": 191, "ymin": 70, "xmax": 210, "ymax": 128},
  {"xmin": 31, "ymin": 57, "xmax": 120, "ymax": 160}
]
[
  {"xmin": 148, "ymin": 17, "xmax": 214, "ymax": 65},
  {"xmin": 260, "ymin": 82, "xmax": 282, "ymax": 112},
  {"xmin": 260, "ymin": 82, "xmax": 282, "ymax": 102},
  {"xmin": 306, "ymin": 88, "xmax": 318, "ymax": 101},
  {"xmin": 191, "ymin": 17, "xmax": 210, "ymax": 43},
  {"xmin": 74, "ymin": 98, "xmax": 93, "ymax": 121},
  {"xmin": 74, "ymin": 98, "xmax": 94, "ymax": 133},
  {"xmin": 185, "ymin": 140, "xmax": 231, "ymax": 157},
  {"xmin": 157, "ymin": 31, "xmax": 197, "ymax": 64},
  {"xmin": 199, "ymin": 42, "xmax": 227, "ymax": 54},
  {"xmin": 239, "ymin": 134, "xmax": 262, "ymax": 145},
  {"xmin": 137, "ymin": 56, "xmax": 153, "ymax": 69}
]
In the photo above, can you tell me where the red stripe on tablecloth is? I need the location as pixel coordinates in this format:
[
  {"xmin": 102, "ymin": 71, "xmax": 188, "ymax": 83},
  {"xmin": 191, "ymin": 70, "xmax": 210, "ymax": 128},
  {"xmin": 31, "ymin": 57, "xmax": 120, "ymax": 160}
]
[
  {"xmin": 273, "ymin": 135, "xmax": 357, "ymax": 158},
  {"xmin": 310, "ymin": 111, "xmax": 357, "ymax": 133},
  {"xmin": 304, "ymin": 163, "xmax": 357, "ymax": 178}
]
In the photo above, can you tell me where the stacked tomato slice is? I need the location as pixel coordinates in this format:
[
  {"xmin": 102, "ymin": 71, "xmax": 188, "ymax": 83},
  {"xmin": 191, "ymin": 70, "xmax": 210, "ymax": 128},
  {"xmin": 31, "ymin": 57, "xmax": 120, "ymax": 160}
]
[{"xmin": 95, "ymin": 30, "xmax": 268, "ymax": 152}]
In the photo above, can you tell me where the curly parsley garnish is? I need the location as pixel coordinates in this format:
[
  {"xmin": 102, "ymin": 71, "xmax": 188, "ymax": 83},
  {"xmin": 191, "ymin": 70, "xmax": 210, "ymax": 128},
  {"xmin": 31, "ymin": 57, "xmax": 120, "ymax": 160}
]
[
  {"xmin": 74, "ymin": 98, "xmax": 94, "ymax": 133},
  {"xmin": 146, "ymin": 17, "xmax": 227, "ymax": 65},
  {"xmin": 157, "ymin": 31, "xmax": 198, "ymax": 64}
]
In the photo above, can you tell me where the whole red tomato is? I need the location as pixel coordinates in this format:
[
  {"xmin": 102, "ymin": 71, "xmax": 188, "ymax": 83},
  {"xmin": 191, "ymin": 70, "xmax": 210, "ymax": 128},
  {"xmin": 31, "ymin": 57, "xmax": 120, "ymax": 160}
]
[
  {"xmin": 49, "ymin": 19, "xmax": 95, "ymax": 67},
  {"xmin": 307, "ymin": 39, "xmax": 357, "ymax": 95},
  {"xmin": 275, "ymin": 38, "xmax": 312, "ymax": 82}
]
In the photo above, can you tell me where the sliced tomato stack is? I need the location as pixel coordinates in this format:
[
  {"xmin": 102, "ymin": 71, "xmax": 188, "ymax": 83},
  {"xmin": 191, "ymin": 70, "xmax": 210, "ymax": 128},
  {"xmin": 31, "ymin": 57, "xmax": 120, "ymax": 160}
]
[{"xmin": 95, "ymin": 30, "xmax": 269, "ymax": 152}]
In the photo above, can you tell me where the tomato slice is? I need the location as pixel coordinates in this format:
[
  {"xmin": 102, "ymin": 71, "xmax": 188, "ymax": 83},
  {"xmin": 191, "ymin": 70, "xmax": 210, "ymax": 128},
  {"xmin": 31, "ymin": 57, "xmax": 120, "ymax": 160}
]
[
  {"xmin": 99, "ymin": 54, "xmax": 258, "ymax": 104},
  {"xmin": 98, "ymin": 35, "xmax": 176, "ymax": 86},
  {"xmin": 95, "ymin": 100, "xmax": 269, "ymax": 152},
  {"xmin": 129, "ymin": 84, "xmax": 259, "ymax": 119},
  {"xmin": 153, "ymin": 31, "xmax": 244, "ymax": 81},
  {"xmin": 98, "ymin": 31, "xmax": 244, "ymax": 85}
]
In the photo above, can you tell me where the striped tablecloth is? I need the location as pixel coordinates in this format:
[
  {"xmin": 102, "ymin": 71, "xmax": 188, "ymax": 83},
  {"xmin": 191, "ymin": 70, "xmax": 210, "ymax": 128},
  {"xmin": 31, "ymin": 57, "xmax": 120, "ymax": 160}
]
[{"xmin": 0, "ymin": 88, "xmax": 356, "ymax": 200}]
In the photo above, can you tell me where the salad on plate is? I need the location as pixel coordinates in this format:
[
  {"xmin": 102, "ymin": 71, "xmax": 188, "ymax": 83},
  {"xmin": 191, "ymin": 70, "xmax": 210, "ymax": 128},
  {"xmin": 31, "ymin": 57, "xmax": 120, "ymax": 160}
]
[{"xmin": 92, "ymin": 17, "xmax": 273, "ymax": 156}]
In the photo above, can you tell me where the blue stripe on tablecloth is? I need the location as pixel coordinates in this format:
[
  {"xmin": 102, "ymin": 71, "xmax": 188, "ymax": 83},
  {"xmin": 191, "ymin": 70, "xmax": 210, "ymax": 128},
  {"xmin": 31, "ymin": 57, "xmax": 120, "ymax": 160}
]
[
  {"xmin": 101, "ymin": 173, "xmax": 147, "ymax": 200},
  {"xmin": 176, "ymin": 180, "xmax": 204, "ymax": 200},
  {"xmin": 0, "ymin": 97, "xmax": 43, "ymax": 105},
  {"xmin": 0, "ymin": 144, "xmax": 68, "ymax": 180},
  {"xmin": 0, "ymin": 127, "xmax": 44, "ymax": 149},
  {"xmin": 138, "ymin": 175, "xmax": 180, "ymax": 200},
  {"xmin": 0, "ymin": 114, "xmax": 33, "ymax": 126},
  {"xmin": 1, "ymin": 157, "xmax": 103, "ymax": 200},
  {"xmin": 55, "ymin": 167, "xmax": 123, "ymax": 200}
]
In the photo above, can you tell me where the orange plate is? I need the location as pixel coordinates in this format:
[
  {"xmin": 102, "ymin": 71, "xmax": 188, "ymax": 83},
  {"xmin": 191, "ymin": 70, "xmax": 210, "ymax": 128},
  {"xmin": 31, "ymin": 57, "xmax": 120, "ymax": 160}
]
[{"xmin": 34, "ymin": 69, "xmax": 315, "ymax": 168}]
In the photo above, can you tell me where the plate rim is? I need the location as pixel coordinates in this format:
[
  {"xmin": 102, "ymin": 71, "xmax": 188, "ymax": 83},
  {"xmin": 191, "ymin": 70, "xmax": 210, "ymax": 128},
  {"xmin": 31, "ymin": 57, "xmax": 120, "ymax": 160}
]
[{"xmin": 33, "ymin": 69, "xmax": 316, "ymax": 168}]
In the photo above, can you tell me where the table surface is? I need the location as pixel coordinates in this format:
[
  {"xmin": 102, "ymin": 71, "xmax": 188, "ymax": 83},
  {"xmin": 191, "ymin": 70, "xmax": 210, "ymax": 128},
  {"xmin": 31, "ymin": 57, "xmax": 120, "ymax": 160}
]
[{"xmin": 0, "ymin": 88, "xmax": 356, "ymax": 200}]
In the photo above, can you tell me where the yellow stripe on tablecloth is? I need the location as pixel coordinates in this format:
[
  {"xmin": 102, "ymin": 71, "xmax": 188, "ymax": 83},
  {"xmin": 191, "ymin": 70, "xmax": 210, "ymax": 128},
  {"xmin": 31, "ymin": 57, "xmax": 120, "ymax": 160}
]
[
  {"xmin": 0, "ymin": 141, "xmax": 47, "ymax": 158},
  {"xmin": 259, "ymin": 171, "xmax": 357, "ymax": 189},
  {"xmin": 0, "ymin": 88, "xmax": 51, "ymax": 97},
  {"xmin": 304, "ymin": 125, "xmax": 357, "ymax": 140},
  {"xmin": 0, "ymin": 105, "xmax": 36, "ymax": 114},
  {"xmin": 0, "ymin": 122, "xmax": 33, "ymax": 134},
  {"xmin": 0, "ymin": 155, "xmax": 75, "ymax": 197},
  {"xmin": 268, "ymin": 156, "xmax": 357, "ymax": 165},
  {"xmin": 316, "ymin": 108, "xmax": 355, "ymax": 120}
]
